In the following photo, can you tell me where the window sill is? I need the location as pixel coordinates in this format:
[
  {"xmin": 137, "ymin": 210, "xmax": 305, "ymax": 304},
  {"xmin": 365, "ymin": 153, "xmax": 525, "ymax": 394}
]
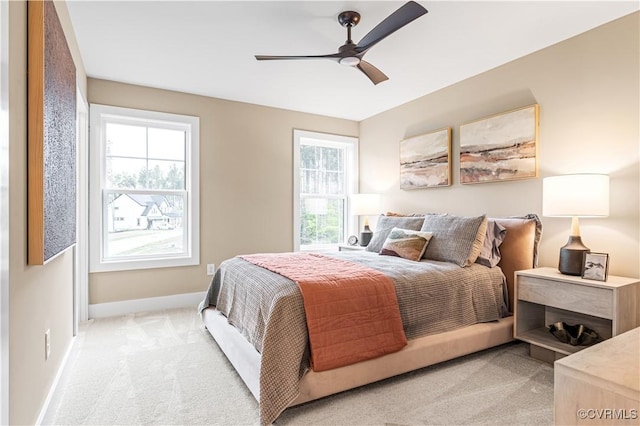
[
  {"xmin": 89, "ymin": 255, "xmax": 199, "ymax": 273},
  {"xmin": 299, "ymin": 245, "xmax": 341, "ymax": 254}
]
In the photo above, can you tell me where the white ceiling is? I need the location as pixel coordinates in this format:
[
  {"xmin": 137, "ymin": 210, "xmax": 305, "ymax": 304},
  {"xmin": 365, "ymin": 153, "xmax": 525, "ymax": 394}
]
[{"xmin": 66, "ymin": 1, "xmax": 639, "ymax": 121}]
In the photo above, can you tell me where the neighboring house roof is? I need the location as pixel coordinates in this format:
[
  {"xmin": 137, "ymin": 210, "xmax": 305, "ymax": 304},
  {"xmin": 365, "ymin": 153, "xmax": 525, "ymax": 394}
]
[
  {"xmin": 141, "ymin": 203, "xmax": 166, "ymax": 218},
  {"xmin": 128, "ymin": 194, "xmax": 167, "ymax": 207},
  {"xmin": 140, "ymin": 204, "xmax": 155, "ymax": 217},
  {"xmin": 109, "ymin": 193, "xmax": 168, "ymax": 217},
  {"xmin": 109, "ymin": 193, "xmax": 167, "ymax": 206}
]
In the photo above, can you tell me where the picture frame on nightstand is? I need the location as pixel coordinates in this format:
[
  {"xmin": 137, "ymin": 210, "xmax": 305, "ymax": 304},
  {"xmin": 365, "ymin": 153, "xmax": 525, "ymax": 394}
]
[{"xmin": 582, "ymin": 252, "xmax": 609, "ymax": 281}]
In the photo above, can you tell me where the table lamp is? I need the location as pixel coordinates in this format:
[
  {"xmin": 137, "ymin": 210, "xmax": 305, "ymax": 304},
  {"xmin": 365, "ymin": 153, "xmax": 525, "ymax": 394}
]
[
  {"xmin": 350, "ymin": 193, "xmax": 380, "ymax": 246},
  {"xmin": 542, "ymin": 174, "xmax": 609, "ymax": 275}
]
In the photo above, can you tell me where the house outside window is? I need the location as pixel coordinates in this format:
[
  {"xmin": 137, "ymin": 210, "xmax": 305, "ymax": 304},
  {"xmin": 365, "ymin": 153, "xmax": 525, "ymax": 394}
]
[
  {"xmin": 89, "ymin": 104, "xmax": 199, "ymax": 272},
  {"xmin": 293, "ymin": 130, "xmax": 358, "ymax": 251}
]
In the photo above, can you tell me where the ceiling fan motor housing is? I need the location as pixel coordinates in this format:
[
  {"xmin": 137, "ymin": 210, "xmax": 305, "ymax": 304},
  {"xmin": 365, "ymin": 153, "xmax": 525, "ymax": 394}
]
[{"xmin": 338, "ymin": 11, "xmax": 361, "ymax": 28}]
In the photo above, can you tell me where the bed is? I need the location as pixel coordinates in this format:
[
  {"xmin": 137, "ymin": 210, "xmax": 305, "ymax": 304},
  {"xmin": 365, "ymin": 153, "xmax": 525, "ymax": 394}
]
[{"xmin": 199, "ymin": 214, "xmax": 541, "ymax": 425}]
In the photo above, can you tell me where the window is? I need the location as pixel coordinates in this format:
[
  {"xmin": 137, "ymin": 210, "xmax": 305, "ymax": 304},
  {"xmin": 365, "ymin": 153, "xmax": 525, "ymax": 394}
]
[
  {"xmin": 89, "ymin": 104, "xmax": 199, "ymax": 272},
  {"xmin": 293, "ymin": 130, "xmax": 358, "ymax": 251}
]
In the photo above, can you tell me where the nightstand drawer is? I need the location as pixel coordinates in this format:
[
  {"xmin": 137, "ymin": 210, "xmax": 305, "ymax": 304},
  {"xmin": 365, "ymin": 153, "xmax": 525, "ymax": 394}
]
[{"xmin": 518, "ymin": 276, "xmax": 613, "ymax": 319}]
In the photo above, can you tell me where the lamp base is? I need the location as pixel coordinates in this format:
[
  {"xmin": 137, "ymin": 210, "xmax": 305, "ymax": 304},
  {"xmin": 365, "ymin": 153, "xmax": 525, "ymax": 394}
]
[
  {"xmin": 359, "ymin": 225, "xmax": 373, "ymax": 247},
  {"xmin": 558, "ymin": 236, "xmax": 590, "ymax": 276}
]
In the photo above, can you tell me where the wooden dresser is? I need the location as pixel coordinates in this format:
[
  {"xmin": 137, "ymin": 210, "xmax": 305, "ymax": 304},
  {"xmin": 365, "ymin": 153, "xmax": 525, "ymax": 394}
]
[{"xmin": 554, "ymin": 327, "xmax": 639, "ymax": 425}]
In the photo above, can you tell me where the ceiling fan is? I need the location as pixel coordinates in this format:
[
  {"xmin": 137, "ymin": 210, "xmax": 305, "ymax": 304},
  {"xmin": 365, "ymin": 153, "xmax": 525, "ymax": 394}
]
[{"xmin": 255, "ymin": 1, "xmax": 428, "ymax": 85}]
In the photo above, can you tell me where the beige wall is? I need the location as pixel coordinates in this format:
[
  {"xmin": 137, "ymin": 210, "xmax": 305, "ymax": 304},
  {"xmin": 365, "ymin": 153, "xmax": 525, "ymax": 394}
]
[
  {"xmin": 359, "ymin": 13, "xmax": 639, "ymax": 279},
  {"xmin": 8, "ymin": 1, "xmax": 87, "ymax": 424},
  {"xmin": 8, "ymin": 5, "xmax": 638, "ymax": 422},
  {"xmin": 87, "ymin": 79, "xmax": 358, "ymax": 303}
]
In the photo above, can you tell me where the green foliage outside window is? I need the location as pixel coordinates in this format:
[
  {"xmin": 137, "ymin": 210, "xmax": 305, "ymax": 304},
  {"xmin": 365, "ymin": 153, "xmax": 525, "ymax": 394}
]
[
  {"xmin": 299, "ymin": 144, "xmax": 346, "ymax": 246},
  {"xmin": 300, "ymin": 198, "xmax": 344, "ymax": 245},
  {"xmin": 108, "ymin": 163, "xmax": 184, "ymax": 190}
]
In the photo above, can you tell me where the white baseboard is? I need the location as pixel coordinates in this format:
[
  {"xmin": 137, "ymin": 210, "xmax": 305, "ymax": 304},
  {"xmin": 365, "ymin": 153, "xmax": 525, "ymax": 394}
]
[
  {"xmin": 88, "ymin": 291, "xmax": 206, "ymax": 319},
  {"xmin": 35, "ymin": 335, "xmax": 75, "ymax": 425}
]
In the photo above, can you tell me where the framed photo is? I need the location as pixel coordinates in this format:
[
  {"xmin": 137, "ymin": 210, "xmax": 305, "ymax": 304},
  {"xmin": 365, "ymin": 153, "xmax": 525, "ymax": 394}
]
[
  {"xmin": 459, "ymin": 104, "xmax": 539, "ymax": 184},
  {"xmin": 582, "ymin": 252, "xmax": 609, "ymax": 281},
  {"xmin": 400, "ymin": 127, "xmax": 451, "ymax": 189}
]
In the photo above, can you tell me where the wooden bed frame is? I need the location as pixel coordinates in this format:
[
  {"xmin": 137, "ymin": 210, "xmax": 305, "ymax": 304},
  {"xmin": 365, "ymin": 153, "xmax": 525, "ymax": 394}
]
[{"xmin": 201, "ymin": 217, "xmax": 538, "ymax": 410}]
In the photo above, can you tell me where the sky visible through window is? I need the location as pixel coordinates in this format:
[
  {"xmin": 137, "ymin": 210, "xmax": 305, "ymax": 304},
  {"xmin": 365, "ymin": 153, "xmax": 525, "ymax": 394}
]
[{"xmin": 106, "ymin": 123, "xmax": 186, "ymax": 190}]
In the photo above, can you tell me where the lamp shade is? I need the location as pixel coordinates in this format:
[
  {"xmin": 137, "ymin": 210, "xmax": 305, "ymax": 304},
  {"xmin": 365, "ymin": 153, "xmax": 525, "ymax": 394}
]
[
  {"xmin": 543, "ymin": 174, "xmax": 609, "ymax": 276},
  {"xmin": 542, "ymin": 174, "xmax": 609, "ymax": 218},
  {"xmin": 350, "ymin": 193, "xmax": 380, "ymax": 216}
]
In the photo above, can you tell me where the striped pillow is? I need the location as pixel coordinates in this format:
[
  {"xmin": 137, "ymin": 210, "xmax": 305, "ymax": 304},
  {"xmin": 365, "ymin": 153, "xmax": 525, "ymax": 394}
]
[
  {"xmin": 366, "ymin": 215, "xmax": 425, "ymax": 253},
  {"xmin": 420, "ymin": 214, "xmax": 488, "ymax": 267},
  {"xmin": 380, "ymin": 228, "xmax": 433, "ymax": 262}
]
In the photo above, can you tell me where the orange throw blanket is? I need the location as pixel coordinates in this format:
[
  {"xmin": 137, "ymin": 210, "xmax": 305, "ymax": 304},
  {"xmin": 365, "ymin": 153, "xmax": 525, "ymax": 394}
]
[{"xmin": 240, "ymin": 253, "xmax": 407, "ymax": 372}]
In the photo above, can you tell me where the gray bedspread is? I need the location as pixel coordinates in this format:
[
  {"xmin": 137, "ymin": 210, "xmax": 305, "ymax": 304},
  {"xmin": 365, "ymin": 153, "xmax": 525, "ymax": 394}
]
[{"xmin": 198, "ymin": 251, "xmax": 507, "ymax": 425}]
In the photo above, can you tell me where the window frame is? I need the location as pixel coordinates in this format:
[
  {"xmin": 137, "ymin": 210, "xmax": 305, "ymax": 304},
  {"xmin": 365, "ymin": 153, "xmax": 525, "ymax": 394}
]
[
  {"xmin": 293, "ymin": 129, "xmax": 358, "ymax": 252},
  {"xmin": 89, "ymin": 104, "xmax": 199, "ymax": 272}
]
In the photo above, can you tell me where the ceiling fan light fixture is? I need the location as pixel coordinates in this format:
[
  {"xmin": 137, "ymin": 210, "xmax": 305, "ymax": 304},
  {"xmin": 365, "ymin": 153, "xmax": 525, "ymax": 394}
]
[{"xmin": 339, "ymin": 56, "xmax": 361, "ymax": 66}]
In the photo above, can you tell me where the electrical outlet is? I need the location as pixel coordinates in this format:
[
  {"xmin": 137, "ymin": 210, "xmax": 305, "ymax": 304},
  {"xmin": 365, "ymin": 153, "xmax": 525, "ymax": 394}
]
[
  {"xmin": 206, "ymin": 264, "xmax": 215, "ymax": 276},
  {"xmin": 44, "ymin": 329, "xmax": 51, "ymax": 361}
]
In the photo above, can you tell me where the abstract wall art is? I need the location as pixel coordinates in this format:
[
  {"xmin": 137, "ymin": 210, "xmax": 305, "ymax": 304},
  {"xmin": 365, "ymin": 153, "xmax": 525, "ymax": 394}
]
[
  {"xmin": 400, "ymin": 127, "xmax": 452, "ymax": 189},
  {"xmin": 459, "ymin": 104, "xmax": 539, "ymax": 184},
  {"xmin": 28, "ymin": 0, "xmax": 77, "ymax": 264}
]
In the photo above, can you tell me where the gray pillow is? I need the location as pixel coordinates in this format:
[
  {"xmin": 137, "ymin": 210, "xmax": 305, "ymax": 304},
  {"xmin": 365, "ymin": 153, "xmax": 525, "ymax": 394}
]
[
  {"xmin": 420, "ymin": 214, "xmax": 488, "ymax": 267},
  {"xmin": 366, "ymin": 215, "xmax": 425, "ymax": 253},
  {"xmin": 476, "ymin": 219, "xmax": 507, "ymax": 268}
]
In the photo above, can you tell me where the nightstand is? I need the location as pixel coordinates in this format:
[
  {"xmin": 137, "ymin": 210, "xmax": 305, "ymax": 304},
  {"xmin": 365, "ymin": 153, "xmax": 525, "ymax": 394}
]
[
  {"xmin": 338, "ymin": 244, "xmax": 367, "ymax": 252},
  {"xmin": 514, "ymin": 267, "xmax": 639, "ymax": 363}
]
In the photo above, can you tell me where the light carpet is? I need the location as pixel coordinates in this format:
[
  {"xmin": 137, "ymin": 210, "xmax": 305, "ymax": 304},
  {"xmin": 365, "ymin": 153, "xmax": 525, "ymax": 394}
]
[{"xmin": 44, "ymin": 307, "xmax": 553, "ymax": 425}]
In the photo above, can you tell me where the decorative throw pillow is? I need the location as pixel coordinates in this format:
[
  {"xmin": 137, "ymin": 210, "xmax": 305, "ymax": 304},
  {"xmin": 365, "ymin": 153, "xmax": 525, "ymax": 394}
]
[
  {"xmin": 366, "ymin": 215, "xmax": 425, "ymax": 253},
  {"xmin": 420, "ymin": 214, "xmax": 488, "ymax": 267},
  {"xmin": 380, "ymin": 228, "xmax": 434, "ymax": 261},
  {"xmin": 476, "ymin": 219, "xmax": 507, "ymax": 268}
]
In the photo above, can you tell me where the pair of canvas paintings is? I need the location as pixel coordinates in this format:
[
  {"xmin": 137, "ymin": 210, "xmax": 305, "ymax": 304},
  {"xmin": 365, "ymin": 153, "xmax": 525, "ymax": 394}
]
[{"xmin": 400, "ymin": 104, "xmax": 539, "ymax": 189}]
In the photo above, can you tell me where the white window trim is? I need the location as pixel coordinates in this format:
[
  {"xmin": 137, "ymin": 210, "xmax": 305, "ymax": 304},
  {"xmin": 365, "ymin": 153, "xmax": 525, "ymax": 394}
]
[
  {"xmin": 0, "ymin": 1, "xmax": 10, "ymax": 422},
  {"xmin": 293, "ymin": 129, "xmax": 358, "ymax": 252},
  {"xmin": 89, "ymin": 104, "xmax": 199, "ymax": 272},
  {"xmin": 75, "ymin": 87, "xmax": 89, "ymax": 328}
]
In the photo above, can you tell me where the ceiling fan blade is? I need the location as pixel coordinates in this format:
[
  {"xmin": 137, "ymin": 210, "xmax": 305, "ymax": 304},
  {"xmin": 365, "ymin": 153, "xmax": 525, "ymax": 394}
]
[
  {"xmin": 356, "ymin": 60, "xmax": 389, "ymax": 85},
  {"xmin": 355, "ymin": 1, "xmax": 428, "ymax": 54},
  {"xmin": 255, "ymin": 54, "xmax": 340, "ymax": 61}
]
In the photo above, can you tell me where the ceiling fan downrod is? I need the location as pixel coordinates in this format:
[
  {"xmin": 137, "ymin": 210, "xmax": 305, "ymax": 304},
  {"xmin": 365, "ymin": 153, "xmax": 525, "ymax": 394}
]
[
  {"xmin": 338, "ymin": 10, "xmax": 361, "ymax": 44},
  {"xmin": 337, "ymin": 11, "xmax": 361, "ymax": 66}
]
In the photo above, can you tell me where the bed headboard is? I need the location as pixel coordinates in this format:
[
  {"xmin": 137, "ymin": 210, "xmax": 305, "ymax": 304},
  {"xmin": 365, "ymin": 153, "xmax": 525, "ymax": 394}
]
[{"xmin": 492, "ymin": 216, "xmax": 541, "ymax": 313}]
